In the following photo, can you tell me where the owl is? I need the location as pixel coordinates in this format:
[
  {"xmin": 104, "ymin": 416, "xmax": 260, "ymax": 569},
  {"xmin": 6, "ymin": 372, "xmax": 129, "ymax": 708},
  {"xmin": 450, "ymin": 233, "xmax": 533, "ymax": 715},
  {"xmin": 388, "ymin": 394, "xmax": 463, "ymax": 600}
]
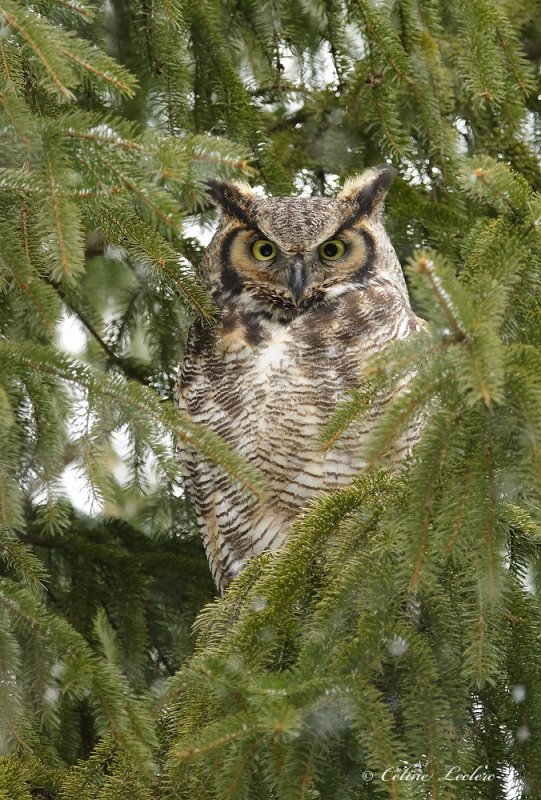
[{"xmin": 175, "ymin": 167, "xmax": 424, "ymax": 593}]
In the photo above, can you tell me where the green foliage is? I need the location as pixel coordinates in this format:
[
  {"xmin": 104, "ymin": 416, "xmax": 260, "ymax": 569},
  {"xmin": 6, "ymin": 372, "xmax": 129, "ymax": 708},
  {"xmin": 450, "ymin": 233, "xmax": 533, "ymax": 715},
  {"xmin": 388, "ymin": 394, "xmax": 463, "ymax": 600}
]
[{"xmin": 0, "ymin": 0, "xmax": 540, "ymax": 798}]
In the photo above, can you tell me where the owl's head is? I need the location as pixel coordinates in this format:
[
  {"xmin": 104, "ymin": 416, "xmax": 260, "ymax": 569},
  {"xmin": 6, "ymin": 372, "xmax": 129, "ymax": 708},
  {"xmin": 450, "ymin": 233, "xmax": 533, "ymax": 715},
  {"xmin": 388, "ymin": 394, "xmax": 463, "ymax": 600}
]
[{"xmin": 200, "ymin": 166, "xmax": 408, "ymax": 318}]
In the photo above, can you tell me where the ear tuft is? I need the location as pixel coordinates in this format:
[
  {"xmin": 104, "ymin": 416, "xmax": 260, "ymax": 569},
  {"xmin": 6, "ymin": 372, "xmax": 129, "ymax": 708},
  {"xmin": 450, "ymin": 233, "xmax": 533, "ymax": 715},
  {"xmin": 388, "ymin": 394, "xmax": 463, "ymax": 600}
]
[
  {"xmin": 338, "ymin": 165, "xmax": 397, "ymax": 217},
  {"xmin": 205, "ymin": 180, "xmax": 255, "ymax": 224}
]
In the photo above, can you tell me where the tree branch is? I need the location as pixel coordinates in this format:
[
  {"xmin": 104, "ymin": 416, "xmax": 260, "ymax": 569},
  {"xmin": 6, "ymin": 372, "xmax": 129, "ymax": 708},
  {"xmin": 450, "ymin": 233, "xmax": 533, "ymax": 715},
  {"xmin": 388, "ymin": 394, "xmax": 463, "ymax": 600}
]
[{"xmin": 44, "ymin": 277, "xmax": 152, "ymax": 388}]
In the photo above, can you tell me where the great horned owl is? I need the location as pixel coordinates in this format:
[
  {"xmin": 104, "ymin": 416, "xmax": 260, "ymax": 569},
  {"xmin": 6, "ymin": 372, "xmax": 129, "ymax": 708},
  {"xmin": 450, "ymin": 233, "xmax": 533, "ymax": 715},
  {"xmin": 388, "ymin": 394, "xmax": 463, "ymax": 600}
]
[{"xmin": 175, "ymin": 167, "xmax": 424, "ymax": 593}]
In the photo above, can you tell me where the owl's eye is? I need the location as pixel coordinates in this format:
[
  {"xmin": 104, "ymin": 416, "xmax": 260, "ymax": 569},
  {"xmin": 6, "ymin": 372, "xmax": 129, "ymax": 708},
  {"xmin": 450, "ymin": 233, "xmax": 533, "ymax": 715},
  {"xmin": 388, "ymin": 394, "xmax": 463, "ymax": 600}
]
[
  {"xmin": 251, "ymin": 239, "xmax": 277, "ymax": 261},
  {"xmin": 319, "ymin": 239, "xmax": 346, "ymax": 260}
]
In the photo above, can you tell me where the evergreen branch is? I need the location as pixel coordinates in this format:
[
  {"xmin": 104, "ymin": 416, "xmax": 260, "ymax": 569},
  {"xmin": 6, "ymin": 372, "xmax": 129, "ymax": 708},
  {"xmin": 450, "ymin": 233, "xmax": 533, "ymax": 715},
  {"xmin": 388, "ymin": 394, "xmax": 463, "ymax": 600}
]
[
  {"xmin": 445, "ymin": 460, "xmax": 474, "ymax": 557},
  {"xmin": 364, "ymin": 338, "xmax": 452, "ymax": 381},
  {"xmin": 0, "ymin": 3, "xmax": 74, "ymax": 98},
  {"xmin": 45, "ymin": 277, "xmax": 152, "ymax": 388},
  {"xmin": 461, "ymin": 157, "xmax": 532, "ymax": 216},
  {"xmin": 355, "ymin": 1, "xmax": 413, "ymax": 85},
  {"xmin": 0, "ymin": 92, "xmax": 33, "ymax": 151},
  {"xmin": 186, "ymin": 153, "xmax": 251, "ymax": 170},
  {"xmin": 0, "ymin": 217, "xmax": 57, "ymax": 332},
  {"xmin": 0, "ymin": 342, "xmax": 267, "ymax": 497},
  {"xmin": 98, "ymin": 158, "xmax": 179, "ymax": 229},
  {"xmin": 158, "ymin": 258, "xmax": 213, "ymax": 321},
  {"xmin": 0, "ymin": 39, "xmax": 16, "ymax": 87},
  {"xmin": 112, "ymin": 288, "xmax": 140, "ymax": 352},
  {"xmin": 502, "ymin": 504, "xmax": 541, "ymax": 542},
  {"xmin": 98, "ymin": 210, "xmax": 215, "ymax": 321},
  {"xmin": 175, "ymin": 721, "xmax": 261, "ymax": 761},
  {"xmin": 373, "ymin": 95, "xmax": 407, "ymax": 158},
  {"xmin": 0, "ymin": 170, "xmax": 48, "ymax": 193},
  {"xmin": 362, "ymin": 41, "xmax": 411, "ymax": 159},
  {"xmin": 88, "ymin": 685, "xmax": 152, "ymax": 774},
  {"xmin": 471, "ymin": 167, "xmax": 518, "ymax": 215},
  {"xmin": 483, "ymin": 412, "xmax": 497, "ymax": 604},
  {"xmin": 412, "ymin": 256, "xmax": 470, "ymax": 343},
  {"xmin": 0, "ymin": 465, "xmax": 9, "ymax": 529},
  {"xmin": 0, "ymin": 578, "xmax": 155, "ymax": 767},
  {"xmin": 44, "ymin": 151, "xmax": 84, "ymax": 279},
  {"xmin": 18, "ymin": 291, "xmax": 55, "ymax": 343},
  {"xmin": 362, "ymin": 372, "xmax": 441, "ymax": 469},
  {"xmin": 299, "ymin": 741, "xmax": 315, "ymax": 800},
  {"xmin": 153, "ymin": 644, "xmax": 175, "ymax": 677},
  {"xmin": 506, "ymin": 376, "xmax": 541, "ymax": 481},
  {"xmin": 160, "ymin": 0, "xmax": 184, "ymax": 28},
  {"xmin": 409, "ymin": 410, "xmax": 463, "ymax": 590},
  {"xmin": 0, "ymin": 534, "xmax": 48, "ymax": 586},
  {"xmin": 64, "ymin": 129, "xmax": 143, "ymax": 151},
  {"xmin": 52, "ymin": 0, "xmax": 94, "ymax": 19},
  {"xmin": 475, "ymin": 599, "xmax": 486, "ymax": 685},
  {"xmin": 20, "ymin": 206, "xmax": 31, "ymax": 268},
  {"xmin": 318, "ymin": 384, "xmax": 375, "ymax": 452},
  {"xmin": 496, "ymin": 31, "xmax": 528, "ymax": 96},
  {"xmin": 60, "ymin": 47, "xmax": 135, "ymax": 96},
  {"xmin": 224, "ymin": 743, "xmax": 256, "ymax": 797},
  {"xmin": 0, "ymin": 707, "xmax": 30, "ymax": 751},
  {"xmin": 320, "ymin": 336, "xmax": 454, "ymax": 451}
]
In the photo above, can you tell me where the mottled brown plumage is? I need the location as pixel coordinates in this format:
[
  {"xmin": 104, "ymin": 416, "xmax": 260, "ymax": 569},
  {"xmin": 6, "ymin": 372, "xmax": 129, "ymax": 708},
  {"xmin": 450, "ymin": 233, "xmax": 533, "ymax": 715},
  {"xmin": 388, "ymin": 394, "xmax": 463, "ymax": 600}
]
[{"xmin": 175, "ymin": 168, "xmax": 424, "ymax": 592}]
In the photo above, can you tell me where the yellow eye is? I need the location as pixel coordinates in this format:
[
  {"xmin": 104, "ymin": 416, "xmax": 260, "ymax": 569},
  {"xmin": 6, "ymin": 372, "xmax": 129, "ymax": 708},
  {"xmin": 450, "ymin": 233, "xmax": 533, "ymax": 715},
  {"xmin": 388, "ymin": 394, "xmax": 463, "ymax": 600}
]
[
  {"xmin": 319, "ymin": 239, "xmax": 346, "ymax": 260},
  {"xmin": 251, "ymin": 239, "xmax": 277, "ymax": 261}
]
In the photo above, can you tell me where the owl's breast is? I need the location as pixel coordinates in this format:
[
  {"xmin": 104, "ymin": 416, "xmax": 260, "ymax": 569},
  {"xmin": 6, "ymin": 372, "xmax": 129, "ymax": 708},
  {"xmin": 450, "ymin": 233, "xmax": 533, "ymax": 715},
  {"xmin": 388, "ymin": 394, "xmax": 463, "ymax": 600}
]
[
  {"xmin": 181, "ymin": 285, "xmax": 418, "ymax": 485},
  {"xmin": 176, "ymin": 285, "xmax": 423, "ymax": 589}
]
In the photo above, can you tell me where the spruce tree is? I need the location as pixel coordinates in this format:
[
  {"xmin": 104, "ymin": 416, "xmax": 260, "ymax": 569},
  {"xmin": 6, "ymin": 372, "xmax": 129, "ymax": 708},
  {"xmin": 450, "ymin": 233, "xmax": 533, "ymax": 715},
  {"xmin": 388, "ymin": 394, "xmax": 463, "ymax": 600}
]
[{"xmin": 0, "ymin": 0, "xmax": 540, "ymax": 798}]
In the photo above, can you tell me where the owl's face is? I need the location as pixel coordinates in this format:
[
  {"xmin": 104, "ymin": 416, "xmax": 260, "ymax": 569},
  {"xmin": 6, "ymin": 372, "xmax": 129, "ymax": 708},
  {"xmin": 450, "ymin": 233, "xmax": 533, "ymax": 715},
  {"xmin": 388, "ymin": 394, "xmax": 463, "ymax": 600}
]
[{"xmin": 201, "ymin": 167, "xmax": 405, "ymax": 318}]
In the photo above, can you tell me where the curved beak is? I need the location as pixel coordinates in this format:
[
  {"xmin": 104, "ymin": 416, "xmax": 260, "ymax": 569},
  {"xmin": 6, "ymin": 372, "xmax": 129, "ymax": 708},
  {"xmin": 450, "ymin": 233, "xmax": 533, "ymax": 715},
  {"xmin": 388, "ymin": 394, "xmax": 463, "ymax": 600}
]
[{"xmin": 289, "ymin": 260, "xmax": 305, "ymax": 304}]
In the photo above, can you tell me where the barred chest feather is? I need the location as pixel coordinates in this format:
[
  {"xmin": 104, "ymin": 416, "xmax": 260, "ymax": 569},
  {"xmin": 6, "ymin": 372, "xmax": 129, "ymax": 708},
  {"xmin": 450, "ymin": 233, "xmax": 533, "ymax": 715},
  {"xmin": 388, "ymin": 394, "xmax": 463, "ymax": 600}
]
[{"xmin": 176, "ymin": 278, "xmax": 422, "ymax": 592}]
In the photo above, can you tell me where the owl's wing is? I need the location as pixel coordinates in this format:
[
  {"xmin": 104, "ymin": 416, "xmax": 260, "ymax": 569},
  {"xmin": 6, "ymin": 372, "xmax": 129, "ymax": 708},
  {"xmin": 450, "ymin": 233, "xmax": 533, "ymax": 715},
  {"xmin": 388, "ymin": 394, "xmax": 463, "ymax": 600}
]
[
  {"xmin": 174, "ymin": 322, "xmax": 216, "ymax": 575},
  {"xmin": 175, "ymin": 321, "xmax": 251, "ymax": 592}
]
